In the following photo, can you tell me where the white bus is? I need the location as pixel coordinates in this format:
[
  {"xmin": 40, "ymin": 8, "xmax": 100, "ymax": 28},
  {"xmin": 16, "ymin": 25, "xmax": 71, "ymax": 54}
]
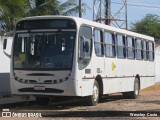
[{"xmin": 5, "ymin": 16, "xmax": 155, "ymax": 105}]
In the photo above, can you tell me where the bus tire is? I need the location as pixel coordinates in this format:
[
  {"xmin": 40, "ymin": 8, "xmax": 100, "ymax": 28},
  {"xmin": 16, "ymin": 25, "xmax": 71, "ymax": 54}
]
[
  {"xmin": 87, "ymin": 80, "xmax": 99, "ymax": 106},
  {"xmin": 123, "ymin": 78, "xmax": 140, "ymax": 99},
  {"xmin": 36, "ymin": 97, "xmax": 49, "ymax": 105},
  {"xmin": 130, "ymin": 78, "xmax": 140, "ymax": 99}
]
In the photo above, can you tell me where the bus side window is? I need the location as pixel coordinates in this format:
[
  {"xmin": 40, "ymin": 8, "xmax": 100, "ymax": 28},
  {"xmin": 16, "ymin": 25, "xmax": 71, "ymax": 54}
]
[
  {"xmin": 117, "ymin": 34, "xmax": 126, "ymax": 58},
  {"xmin": 79, "ymin": 36, "xmax": 90, "ymax": 58},
  {"xmin": 104, "ymin": 32, "xmax": 116, "ymax": 57},
  {"xmin": 94, "ymin": 29, "xmax": 104, "ymax": 56},
  {"xmin": 127, "ymin": 37, "xmax": 135, "ymax": 59},
  {"xmin": 148, "ymin": 41, "xmax": 154, "ymax": 61},
  {"xmin": 143, "ymin": 40, "xmax": 148, "ymax": 61},
  {"xmin": 79, "ymin": 26, "xmax": 92, "ymax": 59},
  {"xmin": 135, "ymin": 39, "xmax": 143, "ymax": 60},
  {"xmin": 78, "ymin": 25, "xmax": 92, "ymax": 70}
]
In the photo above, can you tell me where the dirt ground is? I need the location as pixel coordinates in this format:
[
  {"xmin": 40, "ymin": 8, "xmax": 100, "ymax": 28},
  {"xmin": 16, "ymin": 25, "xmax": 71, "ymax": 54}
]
[{"xmin": 0, "ymin": 83, "xmax": 160, "ymax": 120}]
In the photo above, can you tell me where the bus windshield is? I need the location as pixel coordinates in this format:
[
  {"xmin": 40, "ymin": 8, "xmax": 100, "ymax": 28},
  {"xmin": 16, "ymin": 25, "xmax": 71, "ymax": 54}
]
[{"xmin": 13, "ymin": 31, "xmax": 75, "ymax": 70}]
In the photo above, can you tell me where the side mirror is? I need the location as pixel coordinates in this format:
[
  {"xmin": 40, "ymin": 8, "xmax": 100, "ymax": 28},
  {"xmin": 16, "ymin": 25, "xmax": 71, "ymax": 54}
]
[
  {"xmin": 3, "ymin": 39, "xmax": 7, "ymax": 50},
  {"xmin": 79, "ymin": 36, "xmax": 90, "ymax": 60},
  {"xmin": 79, "ymin": 36, "xmax": 85, "ymax": 59},
  {"xmin": 84, "ymin": 41, "xmax": 89, "ymax": 53},
  {"xmin": 3, "ymin": 38, "xmax": 11, "ymax": 58}
]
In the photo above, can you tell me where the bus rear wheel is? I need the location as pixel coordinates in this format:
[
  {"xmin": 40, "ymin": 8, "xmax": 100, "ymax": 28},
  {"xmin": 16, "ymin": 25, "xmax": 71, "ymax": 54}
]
[
  {"xmin": 123, "ymin": 78, "xmax": 140, "ymax": 99},
  {"xmin": 87, "ymin": 80, "xmax": 99, "ymax": 106},
  {"xmin": 130, "ymin": 78, "xmax": 140, "ymax": 99}
]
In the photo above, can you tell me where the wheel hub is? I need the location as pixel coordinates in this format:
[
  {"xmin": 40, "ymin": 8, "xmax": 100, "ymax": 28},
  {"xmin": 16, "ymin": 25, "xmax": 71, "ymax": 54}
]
[
  {"xmin": 93, "ymin": 85, "xmax": 99, "ymax": 102},
  {"xmin": 135, "ymin": 82, "xmax": 139, "ymax": 95}
]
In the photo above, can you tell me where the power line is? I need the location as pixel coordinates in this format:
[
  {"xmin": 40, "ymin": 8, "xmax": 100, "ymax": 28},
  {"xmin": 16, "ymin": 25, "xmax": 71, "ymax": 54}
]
[
  {"xmin": 111, "ymin": 1, "xmax": 160, "ymax": 9},
  {"xmin": 112, "ymin": 0, "xmax": 160, "ymax": 5},
  {"xmin": 127, "ymin": 0, "xmax": 160, "ymax": 5}
]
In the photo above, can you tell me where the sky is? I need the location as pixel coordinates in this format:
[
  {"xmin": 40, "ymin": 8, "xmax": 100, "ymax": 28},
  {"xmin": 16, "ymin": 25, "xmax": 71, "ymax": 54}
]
[{"xmin": 60, "ymin": 0, "xmax": 160, "ymax": 28}]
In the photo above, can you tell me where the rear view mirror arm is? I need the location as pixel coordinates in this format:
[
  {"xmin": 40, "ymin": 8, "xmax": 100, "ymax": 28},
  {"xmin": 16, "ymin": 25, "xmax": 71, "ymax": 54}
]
[{"xmin": 3, "ymin": 50, "xmax": 11, "ymax": 58}]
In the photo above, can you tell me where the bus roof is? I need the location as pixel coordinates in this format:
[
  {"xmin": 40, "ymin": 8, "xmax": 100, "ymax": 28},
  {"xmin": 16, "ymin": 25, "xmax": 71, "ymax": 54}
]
[{"xmin": 17, "ymin": 15, "xmax": 154, "ymax": 41}]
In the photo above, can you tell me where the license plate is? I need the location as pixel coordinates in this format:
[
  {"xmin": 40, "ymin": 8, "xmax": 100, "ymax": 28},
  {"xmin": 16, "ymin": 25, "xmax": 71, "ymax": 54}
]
[{"xmin": 34, "ymin": 86, "xmax": 45, "ymax": 91}]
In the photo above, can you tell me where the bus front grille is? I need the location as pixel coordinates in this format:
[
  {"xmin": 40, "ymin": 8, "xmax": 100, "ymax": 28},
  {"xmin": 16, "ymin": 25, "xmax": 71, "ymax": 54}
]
[{"xmin": 18, "ymin": 88, "xmax": 64, "ymax": 93}]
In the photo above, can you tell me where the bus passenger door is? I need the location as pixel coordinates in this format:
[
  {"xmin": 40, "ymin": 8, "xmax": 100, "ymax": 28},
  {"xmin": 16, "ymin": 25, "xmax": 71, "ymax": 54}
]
[{"xmin": 78, "ymin": 26, "xmax": 93, "ymax": 96}]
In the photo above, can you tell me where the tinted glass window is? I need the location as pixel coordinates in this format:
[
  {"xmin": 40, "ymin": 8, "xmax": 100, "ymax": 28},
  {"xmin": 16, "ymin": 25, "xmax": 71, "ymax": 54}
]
[
  {"xmin": 143, "ymin": 41, "xmax": 148, "ymax": 60},
  {"xmin": 79, "ymin": 26, "xmax": 92, "ymax": 69},
  {"xmin": 16, "ymin": 19, "xmax": 76, "ymax": 30},
  {"xmin": 94, "ymin": 29, "xmax": 103, "ymax": 56},
  {"xmin": 14, "ymin": 32, "xmax": 75, "ymax": 70},
  {"xmin": 117, "ymin": 35, "xmax": 126, "ymax": 58},
  {"xmin": 148, "ymin": 42, "xmax": 154, "ymax": 61},
  {"xmin": 104, "ymin": 32, "xmax": 116, "ymax": 57},
  {"xmin": 127, "ymin": 37, "xmax": 135, "ymax": 59},
  {"xmin": 136, "ymin": 39, "xmax": 143, "ymax": 60}
]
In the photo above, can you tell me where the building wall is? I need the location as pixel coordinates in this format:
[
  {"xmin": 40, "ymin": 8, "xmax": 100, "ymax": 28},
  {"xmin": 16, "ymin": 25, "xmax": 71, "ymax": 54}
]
[{"xmin": 155, "ymin": 46, "xmax": 160, "ymax": 83}]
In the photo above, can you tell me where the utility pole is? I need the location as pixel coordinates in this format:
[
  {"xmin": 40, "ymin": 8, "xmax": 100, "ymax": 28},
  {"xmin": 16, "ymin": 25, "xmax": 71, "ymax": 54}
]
[
  {"xmin": 125, "ymin": 0, "xmax": 128, "ymax": 29},
  {"xmin": 79, "ymin": 0, "xmax": 82, "ymax": 18},
  {"xmin": 105, "ymin": 0, "xmax": 111, "ymax": 25},
  {"xmin": 93, "ymin": 0, "xmax": 128, "ymax": 29},
  {"xmin": 93, "ymin": 0, "xmax": 102, "ymax": 23}
]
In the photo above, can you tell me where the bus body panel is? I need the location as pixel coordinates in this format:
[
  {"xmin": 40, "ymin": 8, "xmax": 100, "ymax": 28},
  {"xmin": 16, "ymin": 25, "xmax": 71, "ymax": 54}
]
[{"xmin": 81, "ymin": 79, "xmax": 94, "ymax": 96}]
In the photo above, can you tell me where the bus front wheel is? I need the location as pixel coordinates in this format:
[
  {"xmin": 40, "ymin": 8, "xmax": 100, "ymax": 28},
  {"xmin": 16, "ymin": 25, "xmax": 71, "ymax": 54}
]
[{"xmin": 86, "ymin": 80, "xmax": 99, "ymax": 106}]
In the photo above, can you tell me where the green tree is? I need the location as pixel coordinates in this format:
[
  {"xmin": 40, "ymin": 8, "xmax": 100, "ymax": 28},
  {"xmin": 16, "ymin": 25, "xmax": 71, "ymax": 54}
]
[
  {"xmin": 0, "ymin": 0, "xmax": 86, "ymax": 34},
  {"xmin": 59, "ymin": 0, "xmax": 86, "ymax": 16},
  {"xmin": 0, "ymin": 0, "xmax": 27, "ymax": 32},
  {"xmin": 27, "ymin": 0, "xmax": 86, "ymax": 16},
  {"xmin": 130, "ymin": 14, "xmax": 160, "ymax": 41},
  {"xmin": 26, "ymin": 0, "xmax": 60, "ymax": 16}
]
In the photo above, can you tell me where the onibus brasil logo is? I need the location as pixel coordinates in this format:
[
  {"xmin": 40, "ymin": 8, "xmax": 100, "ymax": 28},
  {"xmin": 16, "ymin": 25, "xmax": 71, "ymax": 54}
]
[{"xmin": 2, "ymin": 109, "xmax": 42, "ymax": 118}]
